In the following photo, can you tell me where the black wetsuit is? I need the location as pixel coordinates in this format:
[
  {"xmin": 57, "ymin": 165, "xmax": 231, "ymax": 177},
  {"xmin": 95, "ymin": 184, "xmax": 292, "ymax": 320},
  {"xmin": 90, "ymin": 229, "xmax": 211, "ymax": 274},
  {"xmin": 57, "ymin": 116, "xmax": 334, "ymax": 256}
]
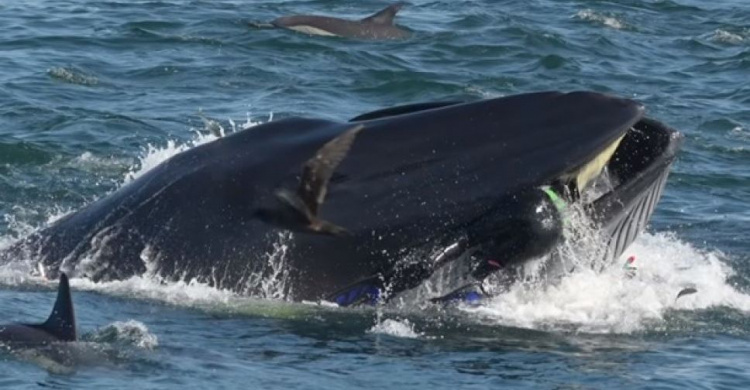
[
  {"xmin": 468, "ymin": 187, "xmax": 565, "ymax": 280},
  {"xmin": 328, "ymin": 187, "xmax": 566, "ymax": 306},
  {"xmin": 428, "ymin": 186, "xmax": 566, "ymax": 304}
]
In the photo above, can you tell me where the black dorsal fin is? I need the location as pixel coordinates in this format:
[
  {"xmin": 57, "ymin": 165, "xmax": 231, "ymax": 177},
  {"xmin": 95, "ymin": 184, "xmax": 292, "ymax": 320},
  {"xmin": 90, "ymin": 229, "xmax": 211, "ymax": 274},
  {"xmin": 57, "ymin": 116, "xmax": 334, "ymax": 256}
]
[
  {"xmin": 361, "ymin": 2, "xmax": 405, "ymax": 25},
  {"xmin": 35, "ymin": 273, "xmax": 77, "ymax": 341}
]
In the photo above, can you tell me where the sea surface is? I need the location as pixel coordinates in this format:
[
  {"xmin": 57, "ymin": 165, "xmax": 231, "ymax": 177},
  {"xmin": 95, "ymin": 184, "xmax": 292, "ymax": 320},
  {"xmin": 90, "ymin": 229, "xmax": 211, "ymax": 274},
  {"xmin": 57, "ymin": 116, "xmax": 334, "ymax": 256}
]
[{"xmin": 1, "ymin": 0, "xmax": 749, "ymax": 388}]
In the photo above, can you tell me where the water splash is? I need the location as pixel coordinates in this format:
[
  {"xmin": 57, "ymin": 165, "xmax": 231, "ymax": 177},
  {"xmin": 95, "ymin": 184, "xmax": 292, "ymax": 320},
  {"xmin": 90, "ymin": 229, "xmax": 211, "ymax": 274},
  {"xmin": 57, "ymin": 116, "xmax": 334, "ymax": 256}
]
[
  {"xmin": 368, "ymin": 318, "xmax": 423, "ymax": 339},
  {"xmin": 380, "ymin": 177, "xmax": 749, "ymax": 334},
  {"xmin": 47, "ymin": 66, "xmax": 99, "ymax": 86},
  {"xmin": 70, "ymin": 275, "xmax": 236, "ymax": 307},
  {"xmin": 574, "ymin": 10, "xmax": 627, "ymax": 30},
  {"xmin": 1, "ymin": 111, "xmax": 275, "ymax": 298},
  {"xmin": 729, "ymin": 126, "xmax": 748, "ymax": 141},
  {"xmin": 1, "ymin": 213, "xmax": 35, "ymax": 250},
  {"xmin": 243, "ymin": 231, "xmax": 294, "ymax": 300},
  {"xmin": 67, "ymin": 152, "xmax": 135, "ymax": 178},
  {"xmin": 461, "ymin": 232, "xmax": 750, "ymax": 334},
  {"xmin": 84, "ymin": 320, "xmax": 158, "ymax": 350},
  {"xmin": 710, "ymin": 29, "xmax": 746, "ymax": 44},
  {"xmin": 393, "ymin": 187, "xmax": 611, "ymax": 308},
  {"xmin": 123, "ymin": 111, "xmax": 271, "ymax": 183}
]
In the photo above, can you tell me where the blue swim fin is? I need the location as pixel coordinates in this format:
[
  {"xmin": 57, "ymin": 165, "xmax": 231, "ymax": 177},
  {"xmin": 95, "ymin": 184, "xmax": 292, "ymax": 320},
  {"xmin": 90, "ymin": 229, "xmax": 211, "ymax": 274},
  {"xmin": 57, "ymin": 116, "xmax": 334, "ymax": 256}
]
[
  {"xmin": 326, "ymin": 275, "xmax": 384, "ymax": 307},
  {"xmin": 429, "ymin": 283, "xmax": 485, "ymax": 305}
]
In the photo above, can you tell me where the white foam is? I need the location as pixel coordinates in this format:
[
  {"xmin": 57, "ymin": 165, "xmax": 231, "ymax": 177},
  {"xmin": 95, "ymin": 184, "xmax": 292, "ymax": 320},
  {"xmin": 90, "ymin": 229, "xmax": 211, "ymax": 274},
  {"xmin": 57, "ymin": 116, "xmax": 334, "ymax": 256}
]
[
  {"xmin": 47, "ymin": 66, "xmax": 99, "ymax": 86},
  {"xmin": 368, "ymin": 318, "xmax": 423, "ymax": 339},
  {"xmin": 574, "ymin": 10, "xmax": 626, "ymax": 30},
  {"xmin": 71, "ymin": 151, "xmax": 133, "ymax": 173},
  {"xmin": 462, "ymin": 232, "xmax": 750, "ymax": 334},
  {"xmin": 70, "ymin": 275, "xmax": 236, "ymax": 307},
  {"xmin": 87, "ymin": 320, "xmax": 159, "ymax": 349},
  {"xmin": 711, "ymin": 29, "xmax": 745, "ymax": 44},
  {"xmin": 123, "ymin": 111, "xmax": 269, "ymax": 183},
  {"xmin": 243, "ymin": 231, "xmax": 294, "ymax": 299},
  {"xmin": 1, "ymin": 214, "xmax": 33, "ymax": 251},
  {"xmin": 464, "ymin": 85, "xmax": 502, "ymax": 99},
  {"xmin": 0, "ymin": 207, "xmax": 70, "ymax": 265},
  {"xmin": 729, "ymin": 126, "xmax": 748, "ymax": 141}
]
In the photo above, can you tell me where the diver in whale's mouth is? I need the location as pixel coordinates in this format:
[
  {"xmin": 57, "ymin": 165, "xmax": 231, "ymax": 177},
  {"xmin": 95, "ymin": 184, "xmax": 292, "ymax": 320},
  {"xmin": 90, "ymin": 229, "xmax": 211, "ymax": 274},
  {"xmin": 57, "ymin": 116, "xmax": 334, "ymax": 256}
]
[
  {"xmin": 460, "ymin": 129, "xmax": 628, "ymax": 294},
  {"xmin": 468, "ymin": 186, "xmax": 565, "ymax": 280},
  {"xmin": 428, "ymin": 186, "xmax": 567, "ymax": 304},
  {"xmin": 431, "ymin": 132, "xmax": 628, "ymax": 304},
  {"xmin": 329, "ymin": 185, "xmax": 569, "ymax": 307}
]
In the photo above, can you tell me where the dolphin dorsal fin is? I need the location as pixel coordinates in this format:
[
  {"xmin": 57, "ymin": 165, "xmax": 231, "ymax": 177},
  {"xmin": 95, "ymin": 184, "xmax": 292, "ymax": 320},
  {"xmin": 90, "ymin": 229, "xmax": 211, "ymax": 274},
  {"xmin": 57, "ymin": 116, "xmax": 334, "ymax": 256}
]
[
  {"xmin": 361, "ymin": 2, "xmax": 405, "ymax": 25},
  {"xmin": 34, "ymin": 273, "xmax": 77, "ymax": 342}
]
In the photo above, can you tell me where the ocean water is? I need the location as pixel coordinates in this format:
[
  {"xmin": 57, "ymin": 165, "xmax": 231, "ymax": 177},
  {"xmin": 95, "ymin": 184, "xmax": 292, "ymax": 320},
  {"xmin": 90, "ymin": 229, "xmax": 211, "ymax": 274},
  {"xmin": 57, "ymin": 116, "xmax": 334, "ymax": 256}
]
[{"xmin": 1, "ymin": 0, "xmax": 749, "ymax": 388}]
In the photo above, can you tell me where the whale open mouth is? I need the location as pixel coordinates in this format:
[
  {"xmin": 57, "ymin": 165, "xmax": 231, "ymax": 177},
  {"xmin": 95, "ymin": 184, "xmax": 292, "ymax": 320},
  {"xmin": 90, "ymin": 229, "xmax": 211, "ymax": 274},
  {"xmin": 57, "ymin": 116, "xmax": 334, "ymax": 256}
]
[
  {"xmin": 574, "ymin": 118, "xmax": 680, "ymax": 203},
  {"xmin": 560, "ymin": 133, "xmax": 625, "ymax": 202},
  {"xmin": 426, "ymin": 118, "xmax": 682, "ymax": 306},
  {"xmin": 583, "ymin": 118, "xmax": 682, "ymax": 261},
  {"xmin": 503, "ymin": 117, "xmax": 683, "ymax": 291}
]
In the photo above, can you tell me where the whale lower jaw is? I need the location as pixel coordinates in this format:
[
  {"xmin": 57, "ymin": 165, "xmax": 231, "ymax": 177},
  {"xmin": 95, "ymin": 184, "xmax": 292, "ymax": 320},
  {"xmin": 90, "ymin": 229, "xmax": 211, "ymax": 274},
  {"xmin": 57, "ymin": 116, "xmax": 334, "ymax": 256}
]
[{"xmin": 287, "ymin": 25, "xmax": 338, "ymax": 36}]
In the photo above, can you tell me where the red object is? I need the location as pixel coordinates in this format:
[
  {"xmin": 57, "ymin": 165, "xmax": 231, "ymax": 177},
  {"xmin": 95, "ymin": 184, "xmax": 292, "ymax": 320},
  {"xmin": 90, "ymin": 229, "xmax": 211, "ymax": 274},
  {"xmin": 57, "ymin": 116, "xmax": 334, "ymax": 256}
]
[{"xmin": 627, "ymin": 256, "xmax": 636, "ymax": 264}]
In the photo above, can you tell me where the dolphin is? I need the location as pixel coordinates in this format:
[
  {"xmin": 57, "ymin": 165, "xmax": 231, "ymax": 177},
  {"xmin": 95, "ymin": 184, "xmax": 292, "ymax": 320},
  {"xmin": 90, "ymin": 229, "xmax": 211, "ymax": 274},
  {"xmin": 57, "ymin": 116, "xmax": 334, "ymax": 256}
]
[
  {"xmin": 0, "ymin": 274, "xmax": 76, "ymax": 346},
  {"xmin": 258, "ymin": 2, "xmax": 411, "ymax": 40},
  {"xmin": 0, "ymin": 91, "xmax": 682, "ymax": 306}
]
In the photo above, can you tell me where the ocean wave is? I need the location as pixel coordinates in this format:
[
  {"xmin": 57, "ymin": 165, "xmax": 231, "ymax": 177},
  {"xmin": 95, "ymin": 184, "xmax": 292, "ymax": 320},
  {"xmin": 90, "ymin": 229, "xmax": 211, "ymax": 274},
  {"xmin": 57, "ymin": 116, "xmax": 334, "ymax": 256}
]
[
  {"xmin": 574, "ymin": 9, "xmax": 628, "ymax": 30},
  {"xmin": 47, "ymin": 66, "xmax": 99, "ymax": 86},
  {"xmin": 127, "ymin": 26, "xmax": 224, "ymax": 46},
  {"xmin": 538, "ymin": 54, "xmax": 570, "ymax": 70},
  {"xmin": 84, "ymin": 320, "xmax": 159, "ymax": 350},
  {"xmin": 0, "ymin": 142, "xmax": 54, "ymax": 165},
  {"xmin": 71, "ymin": 151, "xmax": 134, "ymax": 172},
  {"xmin": 729, "ymin": 126, "xmax": 748, "ymax": 140},
  {"xmin": 710, "ymin": 29, "xmax": 745, "ymax": 44}
]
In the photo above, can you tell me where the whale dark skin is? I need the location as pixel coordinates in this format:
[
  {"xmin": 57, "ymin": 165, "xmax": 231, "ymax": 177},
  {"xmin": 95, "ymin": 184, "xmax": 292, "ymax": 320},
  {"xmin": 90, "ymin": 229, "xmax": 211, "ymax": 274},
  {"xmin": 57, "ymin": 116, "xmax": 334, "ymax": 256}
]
[{"xmin": 1, "ymin": 91, "xmax": 644, "ymax": 302}]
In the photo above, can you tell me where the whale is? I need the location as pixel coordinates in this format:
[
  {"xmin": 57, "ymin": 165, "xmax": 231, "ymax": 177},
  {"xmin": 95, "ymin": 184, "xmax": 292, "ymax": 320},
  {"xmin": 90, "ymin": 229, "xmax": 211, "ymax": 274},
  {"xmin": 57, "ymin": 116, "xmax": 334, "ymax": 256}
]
[
  {"xmin": 0, "ymin": 274, "xmax": 76, "ymax": 346},
  {"xmin": 1, "ymin": 91, "xmax": 682, "ymax": 306},
  {"xmin": 255, "ymin": 2, "xmax": 411, "ymax": 40}
]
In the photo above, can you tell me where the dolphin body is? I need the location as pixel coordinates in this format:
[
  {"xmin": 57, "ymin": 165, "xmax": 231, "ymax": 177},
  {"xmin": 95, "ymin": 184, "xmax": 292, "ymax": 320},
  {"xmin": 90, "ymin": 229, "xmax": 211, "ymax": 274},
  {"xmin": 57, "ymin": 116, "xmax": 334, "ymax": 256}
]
[
  {"xmin": 1, "ymin": 91, "xmax": 678, "ymax": 304},
  {"xmin": 265, "ymin": 2, "xmax": 410, "ymax": 40},
  {"xmin": 0, "ymin": 274, "xmax": 76, "ymax": 346}
]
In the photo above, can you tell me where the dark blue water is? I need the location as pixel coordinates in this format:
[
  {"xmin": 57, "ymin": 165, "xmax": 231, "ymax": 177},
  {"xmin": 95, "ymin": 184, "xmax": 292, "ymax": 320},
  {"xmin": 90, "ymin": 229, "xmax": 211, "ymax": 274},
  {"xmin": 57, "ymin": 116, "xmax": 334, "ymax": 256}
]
[{"xmin": 1, "ymin": 0, "xmax": 749, "ymax": 387}]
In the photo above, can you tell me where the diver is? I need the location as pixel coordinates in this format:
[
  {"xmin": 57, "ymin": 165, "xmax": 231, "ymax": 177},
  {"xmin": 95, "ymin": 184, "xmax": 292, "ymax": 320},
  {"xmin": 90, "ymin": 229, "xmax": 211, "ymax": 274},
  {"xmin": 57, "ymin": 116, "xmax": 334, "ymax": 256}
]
[
  {"xmin": 430, "ymin": 185, "xmax": 567, "ymax": 305},
  {"xmin": 328, "ymin": 185, "xmax": 568, "ymax": 307}
]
